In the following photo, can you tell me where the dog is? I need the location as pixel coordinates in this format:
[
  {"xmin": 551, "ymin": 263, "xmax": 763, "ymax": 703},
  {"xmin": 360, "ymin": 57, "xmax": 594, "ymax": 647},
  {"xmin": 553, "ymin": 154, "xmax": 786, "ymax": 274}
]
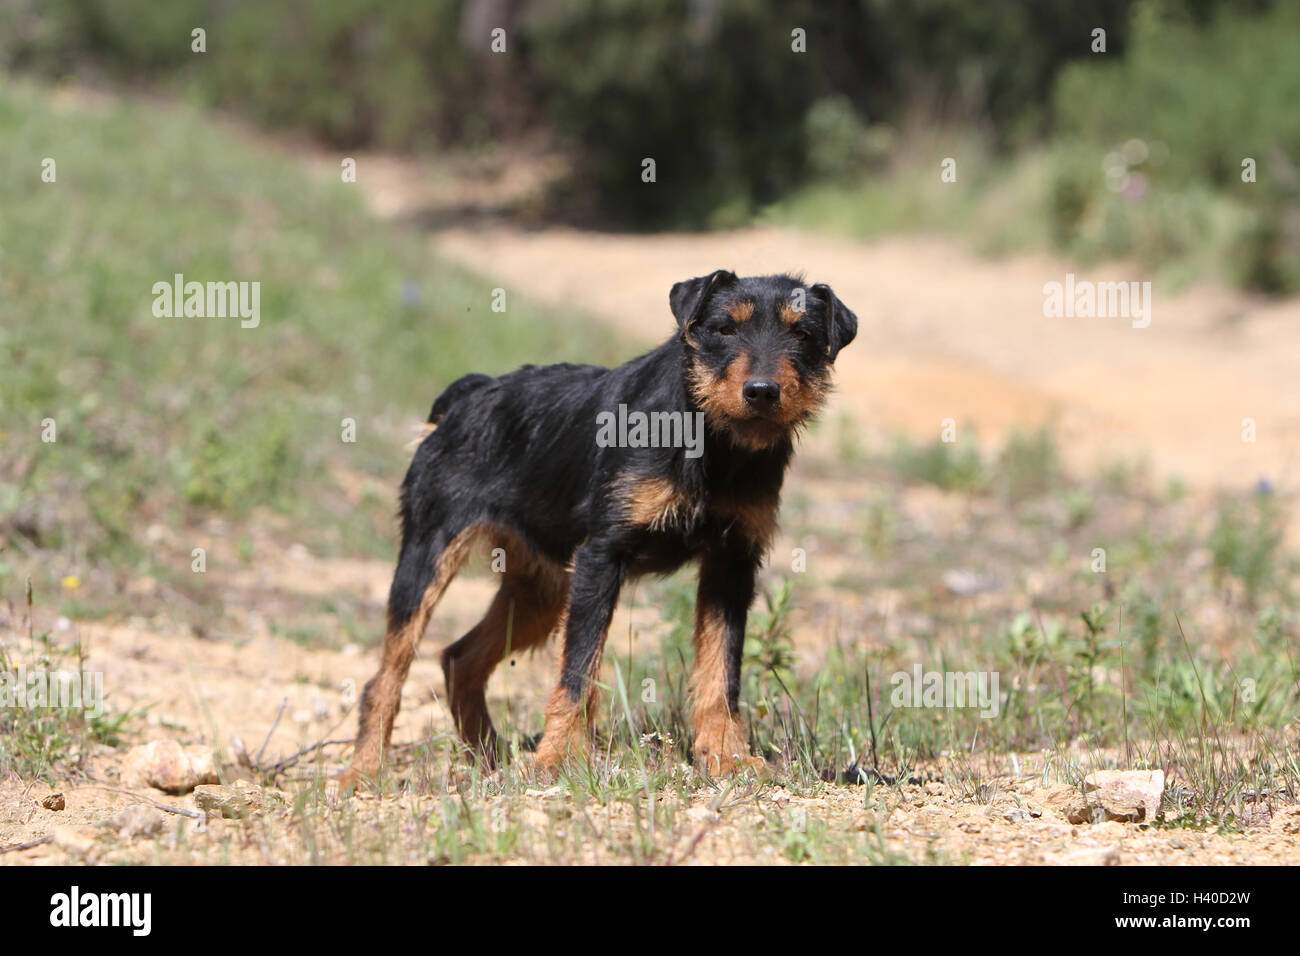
[{"xmin": 340, "ymin": 270, "xmax": 856, "ymax": 787}]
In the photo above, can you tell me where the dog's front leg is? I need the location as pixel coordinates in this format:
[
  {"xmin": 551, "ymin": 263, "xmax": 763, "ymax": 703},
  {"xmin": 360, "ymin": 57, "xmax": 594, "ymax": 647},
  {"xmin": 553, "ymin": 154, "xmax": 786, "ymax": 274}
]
[
  {"xmin": 690, "ymin": 545, "xmax": 765, "ymax": 774},
  {"xmin": 533, "ymin": 538, "xmax": 625, "ymax": 771}
]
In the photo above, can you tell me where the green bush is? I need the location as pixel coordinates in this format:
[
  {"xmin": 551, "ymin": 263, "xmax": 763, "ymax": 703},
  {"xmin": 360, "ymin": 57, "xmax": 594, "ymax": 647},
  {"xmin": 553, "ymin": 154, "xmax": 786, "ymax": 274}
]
[
  {"xmin": 1, "ymin": 0, "xmax": 482, "ymax": 151},
  {"xmin": 1, "ymin": 0, "xmax": 1165, "ymax": 228},
  {"xmin": 891, "ymin": 436, "xmax": 983, "ymax": 493},
  {"xmin": 1053, "ymin": 1, "xmax": 1300, "ymax": 290},
  {"xmin": 993, "ymin": 428, "xmax": 1060, "ymax": 503},
  {"xmin": 525, "ymin": 0, "xmax": 821, "ymax": 226}
]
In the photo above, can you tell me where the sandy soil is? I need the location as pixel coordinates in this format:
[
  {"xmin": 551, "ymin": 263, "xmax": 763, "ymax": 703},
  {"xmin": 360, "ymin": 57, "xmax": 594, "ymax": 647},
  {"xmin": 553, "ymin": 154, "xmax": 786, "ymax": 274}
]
[{"xmin": 5, "ymin": 546, "xmax": 1298, "ymax": 865}]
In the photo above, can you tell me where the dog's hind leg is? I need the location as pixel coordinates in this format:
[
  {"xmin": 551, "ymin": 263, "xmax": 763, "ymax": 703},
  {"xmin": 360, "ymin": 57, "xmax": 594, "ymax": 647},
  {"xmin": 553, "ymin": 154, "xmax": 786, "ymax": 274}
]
[
  {"xmin": 441, "ymin": 556, "xmax": 568, "ymax": 765},
  {"xmin": 342, "ymin": 525, "xmax": 478, "ymax": 787}
]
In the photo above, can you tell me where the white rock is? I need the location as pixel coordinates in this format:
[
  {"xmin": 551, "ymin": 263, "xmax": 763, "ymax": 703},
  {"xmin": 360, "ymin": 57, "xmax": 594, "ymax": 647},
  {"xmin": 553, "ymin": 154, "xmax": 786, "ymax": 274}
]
[
  {"xmin": 1083, "ymin": 770, "xmax": 1164, "ymax": 823},
  {"xmin": 120, "ymin": 740, "xmax": 219, "ymax": 794},
  {"xmin": 193, "ymin": 781, "xmax": 283, "ymax": 818},
  {"xmin": 111, "ymin": 804, "xmax": 167, "ymax": 840}
]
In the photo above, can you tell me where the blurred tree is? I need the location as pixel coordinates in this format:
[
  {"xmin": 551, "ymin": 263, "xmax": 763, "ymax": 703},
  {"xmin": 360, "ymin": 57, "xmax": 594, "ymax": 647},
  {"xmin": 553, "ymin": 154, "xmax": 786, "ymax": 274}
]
[{"xmin": 0, "ymin": 0, "xmax": 1285, "ymax": 228}]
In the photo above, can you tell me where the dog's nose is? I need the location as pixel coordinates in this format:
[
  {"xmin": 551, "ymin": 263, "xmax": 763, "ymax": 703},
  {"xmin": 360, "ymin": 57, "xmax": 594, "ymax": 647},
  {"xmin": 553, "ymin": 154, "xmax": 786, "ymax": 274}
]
[{"xmin": 743, "ymin": 379, "xmax": 781, "ymax": 408}]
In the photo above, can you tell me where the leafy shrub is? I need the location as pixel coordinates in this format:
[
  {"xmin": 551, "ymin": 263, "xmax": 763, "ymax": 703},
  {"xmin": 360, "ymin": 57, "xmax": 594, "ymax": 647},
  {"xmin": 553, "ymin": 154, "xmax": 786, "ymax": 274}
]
[{"xmin": 1053, "ymin": 1, "xmax": 1300, "ymax": 290}]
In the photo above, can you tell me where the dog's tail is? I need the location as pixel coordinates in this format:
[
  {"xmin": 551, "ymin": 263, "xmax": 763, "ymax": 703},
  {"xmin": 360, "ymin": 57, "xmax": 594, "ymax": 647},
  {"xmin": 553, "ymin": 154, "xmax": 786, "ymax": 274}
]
[
  {"xmin": 410, "ymin": 374, "xmax": 493, "ymax": 448},
  {"xmin": 428, "ymin": 373, "xmax": 493, "ymax": 425}
]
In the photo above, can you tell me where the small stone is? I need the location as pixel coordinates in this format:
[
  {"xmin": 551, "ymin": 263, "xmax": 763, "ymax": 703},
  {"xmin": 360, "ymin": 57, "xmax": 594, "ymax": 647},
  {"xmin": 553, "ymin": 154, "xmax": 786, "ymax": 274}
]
[
  {"xmin": 1003, "ymin": 808, "xmax": 1030, "ymax": 823},
  {"xmin": 942, "ymin": 569, "xmax": 999, "ymax": 596},
  {"xmin": 193, "ymin": 780, "xmax": 282, "ymax": 818},
  {"xmin": 1038, "ymin": 785, "xmax": 1098, "ymax": 824},
  {"xmin": 1037, "ymin": 784, "xmax": 1083, "ymax": 811},
  {"xmin": 111, "ymin": 804, "xmax": 167, "ymax": 840},
  {"xmin": 52, "ymin": 825, "xmax": 98, "ymax": 860},
  {"xmin": 1039, "ymin": 772, "xmax": 1165, "ymax": 824},
  {"xmin": 42, "ymin": 793, "xmax": 66, "ymax": 811},
  {"xmin": 1083, "ymin": 770, "xmax": 1165, "ymax": 823},
  {"xmin": 686, "ymin": 805, "xmax": 719, "ymax": 823},
  {"xmin": 120, "ymin": 739, "xmax": 219, "ymax": 794},
  {"xmin": 1056, "ymin": 845, "xmax": 1121, "ymax": 865},
  {"xmin": 523, "ymin": 786, "xmax": 566, "ymax": 800},
  {"xmin": 851, "ymin": 812, "xmax": 875, "ymax": 831}
]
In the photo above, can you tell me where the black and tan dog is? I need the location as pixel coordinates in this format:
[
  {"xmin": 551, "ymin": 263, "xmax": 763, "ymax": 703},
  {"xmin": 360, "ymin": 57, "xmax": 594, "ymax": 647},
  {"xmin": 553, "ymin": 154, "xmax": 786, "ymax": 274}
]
[{"xmin": 340, "ymin": 270, "xmax": 856, "ymax": 786}]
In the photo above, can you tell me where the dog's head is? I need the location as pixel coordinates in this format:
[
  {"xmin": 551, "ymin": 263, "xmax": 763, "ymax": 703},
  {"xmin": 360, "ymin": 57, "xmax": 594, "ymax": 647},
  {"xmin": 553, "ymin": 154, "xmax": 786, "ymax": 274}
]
[{"xmin": 670, "ymin": 270, "xmax": 857, "ymax": 451}]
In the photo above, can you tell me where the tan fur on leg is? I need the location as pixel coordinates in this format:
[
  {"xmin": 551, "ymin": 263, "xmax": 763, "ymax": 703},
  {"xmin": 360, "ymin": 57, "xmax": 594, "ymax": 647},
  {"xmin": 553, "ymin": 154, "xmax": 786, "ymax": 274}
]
[
  {"xmin": 342, "ymin": 527, "xmax": 479, "ymax": 787},
  {"xmin": 689, "ymin": 604, "xmax": 763, "ymax": 774},
  {"xmin": 442, "ymin": 552, "xmax": 568, "ymax": 764}
]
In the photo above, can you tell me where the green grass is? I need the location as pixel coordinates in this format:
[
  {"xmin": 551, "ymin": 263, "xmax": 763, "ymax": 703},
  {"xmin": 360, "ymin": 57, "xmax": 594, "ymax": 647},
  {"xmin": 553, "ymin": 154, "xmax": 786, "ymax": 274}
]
[
  {"xmin": 757, "ymin": 126, "xmax": 999, "ymax": 244},
  {"xmin": 0, "ymin": 586, "xmax": 140, "ymax": 778},
  {"xmin": 883, "ymin": 427, "xmax": 1059, "ymax": 502},
  {"xmin": 1209, "ymin": 493, "xmax": 1289, "ymax": 607},
  {"xmin": 0, "ymin": 80, "xmax": 628, "ymax": 620}
]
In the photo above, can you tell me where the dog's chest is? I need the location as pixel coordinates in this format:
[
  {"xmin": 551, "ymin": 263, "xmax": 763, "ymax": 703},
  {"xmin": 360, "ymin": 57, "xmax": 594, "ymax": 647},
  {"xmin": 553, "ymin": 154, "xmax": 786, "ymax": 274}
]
[{"xmin": 618, "ymin": 473, "xmax": 779, "ymax": 559}]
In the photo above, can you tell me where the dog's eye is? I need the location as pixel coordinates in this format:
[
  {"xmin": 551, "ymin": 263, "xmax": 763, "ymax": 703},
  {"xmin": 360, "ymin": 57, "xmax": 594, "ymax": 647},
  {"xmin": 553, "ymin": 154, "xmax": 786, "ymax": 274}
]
[
  {"xmin": 717, "ymin": 323, "xmax": 738, "ymax": 336},
  {"xmin": 792, "ymin": 327, "xmax": 810, "ymax": 342}
]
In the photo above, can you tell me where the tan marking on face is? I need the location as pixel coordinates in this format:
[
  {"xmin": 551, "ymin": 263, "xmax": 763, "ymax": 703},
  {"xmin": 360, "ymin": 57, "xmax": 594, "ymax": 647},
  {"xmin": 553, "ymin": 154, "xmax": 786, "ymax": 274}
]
[
  {"xmin": 689, "ymin": 355, "xmax": 791, "ymax": 451},
  {"xmin": 778, "ymin": 301, "xmax": 801, "ymax": 325},
  {"xmin": 406, "ymin": 421, "xmax": 438, "ymax": 450},
  {"xmin": 770, "ymin": 355, "xmax": 829, "ymax": 426},
  {"xmin": 726, "ymin": 300, "xmax": 755, "ymax": 323},
  {"xmin": 690, "ymin": 354, "xmax": 751, "ymax": 421}
]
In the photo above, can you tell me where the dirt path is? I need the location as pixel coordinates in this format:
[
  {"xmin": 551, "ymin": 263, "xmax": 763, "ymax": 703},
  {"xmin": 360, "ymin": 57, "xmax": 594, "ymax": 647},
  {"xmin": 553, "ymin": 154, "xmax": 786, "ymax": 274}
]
[{"xmin": 425, "ymin": 224, "xmax": 1300, "ymax": 493}]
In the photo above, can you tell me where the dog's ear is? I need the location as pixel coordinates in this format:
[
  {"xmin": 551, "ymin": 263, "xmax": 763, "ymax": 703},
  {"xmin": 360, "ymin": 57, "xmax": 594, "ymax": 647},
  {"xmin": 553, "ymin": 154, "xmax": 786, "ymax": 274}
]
[
  {"xmin": 670, "ymin": 269, "xmax": 737, "ymax": 335},
  {"xmin": 811, "ymin": 283, "xmax": 858, "ymax": 362}
]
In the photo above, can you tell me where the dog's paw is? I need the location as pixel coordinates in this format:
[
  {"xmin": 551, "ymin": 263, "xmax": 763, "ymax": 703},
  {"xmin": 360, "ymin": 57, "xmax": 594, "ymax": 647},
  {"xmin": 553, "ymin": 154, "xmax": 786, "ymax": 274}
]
[
  {"xmin": 693, "ymin": 717, "xmax": 764, "ymax": 777},
  {"xmin": 514, "ymin": 751, "xmax": 563, "ymax": 787},
  {"xmin": 696, "ymin": 749, "xmax": 767, "ymax": 777},
  {"xmin": 333, "ymin": 766, "xmax": 372, "ymax": 795}
]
